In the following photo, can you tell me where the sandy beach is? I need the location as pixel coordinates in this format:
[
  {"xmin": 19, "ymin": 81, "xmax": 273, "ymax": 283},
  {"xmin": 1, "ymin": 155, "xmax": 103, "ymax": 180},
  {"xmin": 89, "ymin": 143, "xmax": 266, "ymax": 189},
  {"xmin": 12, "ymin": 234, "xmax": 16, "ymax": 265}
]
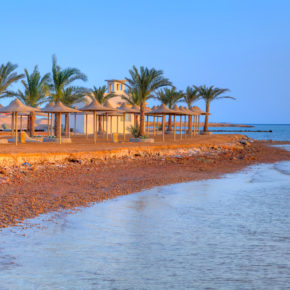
[{"xmin": 0, "ymin": 134, "xmax": 289, "ymax": 229}]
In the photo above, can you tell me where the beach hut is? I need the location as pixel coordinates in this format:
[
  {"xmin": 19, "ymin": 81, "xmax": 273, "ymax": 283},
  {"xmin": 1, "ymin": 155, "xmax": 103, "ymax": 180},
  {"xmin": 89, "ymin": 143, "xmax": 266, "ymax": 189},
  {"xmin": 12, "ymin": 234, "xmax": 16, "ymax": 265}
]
[
  {"xmin": 42, "ymin": 101, "xmax": 80, "ymax": 144},
  {"xmin": 0, "ymin": 99, "xmax": 39, "ymax": 145}
]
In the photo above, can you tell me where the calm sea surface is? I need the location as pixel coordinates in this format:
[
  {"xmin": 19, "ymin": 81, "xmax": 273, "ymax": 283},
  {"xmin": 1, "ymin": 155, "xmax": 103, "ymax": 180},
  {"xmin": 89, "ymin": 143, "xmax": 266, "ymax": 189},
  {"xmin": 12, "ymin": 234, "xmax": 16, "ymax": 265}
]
[
  {"xmin": 0, "ymin": 127, "xmax": 289, "ymax": 289},
  {"xmin": 210, "ymin": 124, "xmax": 290, "ymax": 141}
]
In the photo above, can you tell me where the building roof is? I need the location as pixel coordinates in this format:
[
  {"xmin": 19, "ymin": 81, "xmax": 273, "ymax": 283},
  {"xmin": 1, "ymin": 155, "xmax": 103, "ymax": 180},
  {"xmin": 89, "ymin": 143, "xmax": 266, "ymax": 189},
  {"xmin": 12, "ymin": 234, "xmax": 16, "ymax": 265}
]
[{"xmin": 105, "ymin": 79, "xmax": 127, "ymax": 84}]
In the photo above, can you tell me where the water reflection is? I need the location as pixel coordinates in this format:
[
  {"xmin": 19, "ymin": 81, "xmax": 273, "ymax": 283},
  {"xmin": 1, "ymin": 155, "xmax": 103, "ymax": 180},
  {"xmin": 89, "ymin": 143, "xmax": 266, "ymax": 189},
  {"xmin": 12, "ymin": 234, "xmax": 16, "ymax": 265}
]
[{"xmin": 0, "ymin": 161, "xmax": 290, "ymax": 289}]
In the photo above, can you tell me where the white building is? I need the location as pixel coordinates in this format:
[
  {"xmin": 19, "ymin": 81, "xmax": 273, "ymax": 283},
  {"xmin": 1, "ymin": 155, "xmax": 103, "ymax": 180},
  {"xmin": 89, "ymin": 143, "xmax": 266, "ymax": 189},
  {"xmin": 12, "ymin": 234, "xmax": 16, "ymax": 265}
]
[{"xmin": 67, "ymin": 79, "xmax": 135, "ymax": 134}]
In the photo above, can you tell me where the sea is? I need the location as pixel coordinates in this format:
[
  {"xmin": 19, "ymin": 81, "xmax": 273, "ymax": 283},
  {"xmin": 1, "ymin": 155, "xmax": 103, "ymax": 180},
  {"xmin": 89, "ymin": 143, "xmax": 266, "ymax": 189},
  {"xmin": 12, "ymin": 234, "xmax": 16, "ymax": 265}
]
[{"xmin": 0, "ymin": 125, "xmax": 289, "ymax": 289}]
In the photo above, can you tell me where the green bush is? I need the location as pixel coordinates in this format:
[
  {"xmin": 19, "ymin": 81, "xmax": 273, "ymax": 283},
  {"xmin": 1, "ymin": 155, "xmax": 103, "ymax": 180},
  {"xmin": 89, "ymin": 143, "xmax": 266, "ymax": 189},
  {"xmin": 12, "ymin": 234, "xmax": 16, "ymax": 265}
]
[{"xmin": 127, "ymin": 125, "xmax": 140, "ymax": 138}]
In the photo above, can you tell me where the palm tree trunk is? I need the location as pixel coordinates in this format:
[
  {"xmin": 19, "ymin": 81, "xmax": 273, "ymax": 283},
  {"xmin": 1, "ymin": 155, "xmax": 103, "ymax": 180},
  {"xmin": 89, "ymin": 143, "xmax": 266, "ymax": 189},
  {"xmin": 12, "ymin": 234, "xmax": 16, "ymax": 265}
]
[
  {"xmin": 187, "ymin": 114, "xmax": 192, "ymax": 134},
  {"xmin": 30, "ymin": 111, "xmax": 35, "ymax": 137},
  {"xmin": 167, "ymin": 115, "xmax": 172, "ymax": 131},
  {"xmin": 203, "ymin": 102, "xmax": 210, "ymax": 132},
  {"xmin": 65, "ymin": 113, "xmax": 69, "ymax": 137},
  {"xmin": 55, "ymin": 113, "xmax": 61, "ymax": 138},
  {"xmin": 98, "ymin": 115, "xmax": 103, "ymax": 133},
  {"xmin": 139, "ymin": 102, "xmax": 145, "ymax": 137}
]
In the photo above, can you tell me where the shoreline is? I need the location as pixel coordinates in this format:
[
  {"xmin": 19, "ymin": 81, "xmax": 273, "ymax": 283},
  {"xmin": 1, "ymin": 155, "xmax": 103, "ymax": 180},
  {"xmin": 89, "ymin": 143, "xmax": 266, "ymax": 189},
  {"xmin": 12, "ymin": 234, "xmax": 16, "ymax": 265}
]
[{"xmin": 0, "ymin": 136, "xmax": 290, "ymax": 229}]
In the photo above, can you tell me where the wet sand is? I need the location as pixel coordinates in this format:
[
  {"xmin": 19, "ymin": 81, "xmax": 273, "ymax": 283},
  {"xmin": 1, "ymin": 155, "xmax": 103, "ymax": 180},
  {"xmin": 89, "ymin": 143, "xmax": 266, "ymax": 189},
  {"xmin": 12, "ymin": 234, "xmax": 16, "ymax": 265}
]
[{"xmin": 0, "ymin": 136, "xmax": 289, "ymax": 228}]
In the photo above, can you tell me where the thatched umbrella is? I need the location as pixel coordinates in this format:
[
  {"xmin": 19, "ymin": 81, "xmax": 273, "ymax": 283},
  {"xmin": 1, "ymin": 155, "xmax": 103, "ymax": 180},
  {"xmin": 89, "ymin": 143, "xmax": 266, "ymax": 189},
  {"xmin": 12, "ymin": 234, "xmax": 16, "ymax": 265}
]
[
  {"xmin": 118, "ymin": 103, "xmax": 139, "ymax": 141},
  {"xmin": 42, "ymin": 101, "xmax": 80, "ymax": 144},
  {"xmin": 172, "ymin": 105, "xmax": 186, "ymax": 140},
  {"xmin": 0, "ymin": 99, "xmax": 39, "ymax": 145},
  {"xmin": 80, "ymin": 99, "xmax": 114, "ymax": 143},
  {"xmin": 151, "ymin": 104, "xmax": 176, "ymax": 142}
]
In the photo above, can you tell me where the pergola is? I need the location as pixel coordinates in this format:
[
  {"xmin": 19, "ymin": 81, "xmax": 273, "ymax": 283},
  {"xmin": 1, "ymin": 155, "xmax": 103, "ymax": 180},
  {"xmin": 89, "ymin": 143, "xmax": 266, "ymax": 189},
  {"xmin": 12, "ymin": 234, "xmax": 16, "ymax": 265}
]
[
  {"xmin": 0, "ymin": 99, "xmax": 39, "ymax": 145},
  {"xmin": 41, "ymin": 101, "xmax": 80, "ymax": 144}
]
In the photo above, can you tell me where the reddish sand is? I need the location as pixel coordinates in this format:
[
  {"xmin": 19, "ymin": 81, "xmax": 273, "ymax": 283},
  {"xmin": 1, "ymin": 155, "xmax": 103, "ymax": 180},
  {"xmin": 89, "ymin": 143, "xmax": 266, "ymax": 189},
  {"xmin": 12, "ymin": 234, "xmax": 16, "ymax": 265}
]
[{"xmin": 0, "ymin": 135, "xmax": 289, "ymax": 228}]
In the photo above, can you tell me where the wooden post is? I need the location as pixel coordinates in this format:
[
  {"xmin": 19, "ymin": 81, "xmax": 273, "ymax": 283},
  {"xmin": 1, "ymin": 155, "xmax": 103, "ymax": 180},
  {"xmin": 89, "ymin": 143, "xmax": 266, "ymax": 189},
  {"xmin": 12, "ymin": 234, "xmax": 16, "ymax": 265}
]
[
  {"xmin": 15, "ymin": 112, "xmax": 18, "ymax": 145},
  {"xmin": 123, "ymin": 113, "xmax": 126, "ymax": 141},
  {"xmin": 68, "ymin": 113, "xmax": 71, "ymax": 138},
  {"xmin": 110, "ymin": 115, "xmax": 112, "ymax": 138},
  {"xmin": 93, "ymin": 111, "xmax": 96, "ymax": 144},
  {"xmin": 47, "ymin": 113, "xmax": 49, "ymax": 135},
  {"xmin": 174, "ymin": 114, "xmax": 176, "ymax": 141},
  {"xmin": 59, "ymin": 112, "xmax": 62, "ymax": 144},
  {"xmin": 153, "ymin": 116, "xmax": 156, "ymax": 136},
  {"xmin": 198, "ymin": 115, "xmax": 201, "ymax": 134},
  {"xmin": 74, "ymin": 113, "xmax": 77, "ymax": 136},
  {"xmin": 146, "ymin": 115, "xmax": 149, "ymax": 135},
  {"xmin": 106, "ymin": 113, "xmax": 109, "ymax": 141},
  {"xmin": 162, "ymin": 114, "xmax": 165, "ymax": 142},
  {"xmin": 190, "ymin": 115, "xmax": 193, "ymax": 138},
  {"xmin": 85, "ymin": 114, "xmax": 88, "ymax": 139},
  {"xmin": 180, "ymin": 115, "xmax": 182, "ymax": 140}
]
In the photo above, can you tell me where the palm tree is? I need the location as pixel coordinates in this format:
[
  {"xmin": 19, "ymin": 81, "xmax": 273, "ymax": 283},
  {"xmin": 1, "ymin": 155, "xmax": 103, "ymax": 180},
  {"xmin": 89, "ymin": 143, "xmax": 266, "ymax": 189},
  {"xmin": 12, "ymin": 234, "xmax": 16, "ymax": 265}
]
[
  {"xmin": 49, "ymin": 55, "xmax": 88, "ymax": 137},
  {"xmin": 90, "ymin": 85, "xmax": 115, "ymax": 132},
  {"xmin": 0, "ymin": 62, "xmax": 24, "ymax": 99},
  {"xmin": 155, "ymin": 87, "xmax": 183, "ymax": 131},
  {"xmin": 16, "ymin": 66, "xmax": 50, "ymax": 136},
  {"xmin": 194, "ymin": 85, "xmax": 235, "ymax": 132},
  {"xmin": 121, "ymin": 87, "xmax": 141, "ymax": 106},
  {"xmin": 125, "ymin": 66, "xmax": 171, "ymax": 137},
  {"xmin": 183, "ymin": 86, "xmax": 200, "ymax": 133}
]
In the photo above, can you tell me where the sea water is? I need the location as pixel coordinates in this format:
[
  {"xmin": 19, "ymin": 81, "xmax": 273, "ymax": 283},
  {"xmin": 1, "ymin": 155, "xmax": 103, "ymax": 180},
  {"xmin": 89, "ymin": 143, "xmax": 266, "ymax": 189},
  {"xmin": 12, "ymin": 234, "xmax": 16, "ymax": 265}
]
[
  {"xmin": 210, "ymin": 124, "xmax": 290, "ymax": 141},
  {"xmin": 0, "ymin": 148, "xmax": 290, "ymax": 289}
]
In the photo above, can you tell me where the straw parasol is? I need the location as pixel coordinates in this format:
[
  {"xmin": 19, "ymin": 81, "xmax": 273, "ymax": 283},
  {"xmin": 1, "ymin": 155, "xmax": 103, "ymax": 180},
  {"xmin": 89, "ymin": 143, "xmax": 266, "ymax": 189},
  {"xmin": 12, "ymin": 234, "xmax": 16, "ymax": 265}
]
[
  {"xmin": 42, "ymin": 101, "xmax": 80, "ymax": 144},
  {"xmin": 151, "ymin": 104, "xmax": 177, "ymax": 141},
  {"xmin": 0, "ymin": 99, "xmax": 39, "ymax": 145},
  {"xmin": 80, "ymin": 99, "xmax": 114, "ymax": 143}
]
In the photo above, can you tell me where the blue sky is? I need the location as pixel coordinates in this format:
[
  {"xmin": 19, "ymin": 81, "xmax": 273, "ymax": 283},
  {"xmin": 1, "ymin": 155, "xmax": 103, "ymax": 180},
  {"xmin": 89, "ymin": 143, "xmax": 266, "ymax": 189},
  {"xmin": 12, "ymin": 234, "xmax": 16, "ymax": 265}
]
[{"xmin": 1, "ymin": 0, "xmax": 290, "ymax": 123}]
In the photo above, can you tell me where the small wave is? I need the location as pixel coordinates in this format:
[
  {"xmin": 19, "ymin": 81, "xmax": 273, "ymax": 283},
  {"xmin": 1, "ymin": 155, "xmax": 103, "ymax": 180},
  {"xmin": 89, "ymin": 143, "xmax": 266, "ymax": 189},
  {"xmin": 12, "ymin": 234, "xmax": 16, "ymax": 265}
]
[{"xmin": 273, "ymin": 161, "xmax": 290, "ymax": 176}]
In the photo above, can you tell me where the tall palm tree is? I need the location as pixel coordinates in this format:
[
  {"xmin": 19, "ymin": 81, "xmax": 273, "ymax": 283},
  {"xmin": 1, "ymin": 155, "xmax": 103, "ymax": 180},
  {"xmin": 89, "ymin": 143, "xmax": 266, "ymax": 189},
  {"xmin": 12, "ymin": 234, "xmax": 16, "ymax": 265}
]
[
  {"xmin": 183, "ymin": 86, "xmax": 200, "ymax": 133},
  {"xmin": 90, "ymin": 85, "xmax": 115, "ymax": 132},
  {"xmin": 0, "ymin": 62, "xmax": 24, "ymax": 99},
  {"xmin": 155, "ymin": 87, "xmax": 183, "ymax": 131},
  {"xmin": 194, "ymin": 85, "xmax": 235, "ymax": 132},
  {"xmin": 16, "ymin": 66, "xmax": 50, "ymax": 136},
  {"xmin": 49, "ymin": 55, "xmax": 88, "ymax": 137},
  {"xmin": 125, "ymin": 66, "xmax": 171, "ymax": 137}
]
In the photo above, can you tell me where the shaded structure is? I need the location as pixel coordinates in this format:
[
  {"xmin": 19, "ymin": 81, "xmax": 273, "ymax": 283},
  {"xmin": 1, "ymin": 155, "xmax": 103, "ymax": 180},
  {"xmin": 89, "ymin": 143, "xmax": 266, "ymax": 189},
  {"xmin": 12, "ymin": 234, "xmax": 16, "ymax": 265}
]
[
  {"xmin": 151, "ymin": 104, "xmax": 177, "ymax": 141},
  {"xmin": 0, "ymin": 99, "xmax": 39, "ymax": 145},
  {"xmin": 42, "ymin": 101, "xmax": 80, "ymax": 144},
  {"xmin": 80, "ymin": 99, "xmax": 115, "ymax": 143}
]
